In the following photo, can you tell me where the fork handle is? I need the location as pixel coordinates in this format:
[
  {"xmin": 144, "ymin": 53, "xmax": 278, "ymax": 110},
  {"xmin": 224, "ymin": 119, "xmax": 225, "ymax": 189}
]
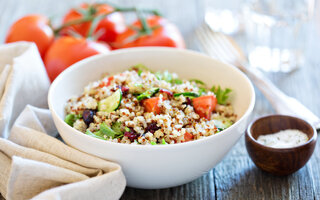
[{"xmin": 240, "ymin": 62, "xmax": 320, "ymax": 129}]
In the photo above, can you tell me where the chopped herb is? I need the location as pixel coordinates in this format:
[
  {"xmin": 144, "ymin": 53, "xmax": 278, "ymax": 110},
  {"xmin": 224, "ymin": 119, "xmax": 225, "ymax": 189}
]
[
  {"xmin": 190, "ymin": 79, "xmax": 208, "ymax": 95},
  {"xmin": 155, "ymin": 70, "xmax": 172, "ymax": 82},
  {"xmin": 100, "ymin": 122, "xmax": 119, "ymax": 138},
  {"xmin": 174, "ymin": 92, "xmax": 199, "ymax": 98},
  {"xmin": 124, "ymin": 127, "xmax": 131, "ymax": 132},
  {"xmin": 111, "ymin": 122, "xmax": 123, "ymax": 136},
  {"xmin": 137, "ymin": 88, "xmax": 160, "ymax": 101},
  {"xmin": 134, "ymin": 83, "xmax": 143, "ymax": 87},
  {"xmin": 155, "ymin": 70, "xmax": 177, "ymax": 82},
  {"xmin": 150, "ymin": 141, "xmax": 157, "ymax": 145},
  {"xmin": 64, "ymin": 114, "xmax": 81, "ymax": 126},
  {"xmin": 155, "ymin": 71, "xmax": 163, "ymax": 80},
  {"xmin": 198, "ymin": 87, "xmax": 207, "ymax": 96},
  {"xmin": 132, "ymin": 83, "xmax": 145, "ymax": 94},
  {"xmin": 155, "ymin": 70, "xmax": 183, "ymax": 85},
  {"xmin": 161, "ymin": 138, "xmax": 167, "ymax": 144},
  {"xmin": 190, "ymin": 79, "xmax": 205, "ymax": 85},
  {"xmin": 210, "ymin": 85, "xmax": 232, "ymax": 105},
  {"xmin": 162, "ymin": 70, "xmax": 172, "ymax": 82},
  {"xmin": 130, "ymin": 64, "xmax": 150, "ymax": 76},
  {"xmin": 85, "ymin": 130, "xmax": 106, "ymax": 140},
  {"xmin": 88, "ymin": 122, "xmax": 126, "ymax": 140},
  {"xmin": 173, "ymin": 79, "xmax": 183, "ymax": 84}
]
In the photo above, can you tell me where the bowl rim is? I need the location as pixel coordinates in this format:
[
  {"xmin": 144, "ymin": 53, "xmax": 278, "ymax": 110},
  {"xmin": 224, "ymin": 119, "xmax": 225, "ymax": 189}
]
[
  {"xmin": 48, "ymin": 47, "xmax": 255, "ymax": 150},
  {"xmin": 246, "ymin": 114, "xmax": 317, "ymax": 151}
]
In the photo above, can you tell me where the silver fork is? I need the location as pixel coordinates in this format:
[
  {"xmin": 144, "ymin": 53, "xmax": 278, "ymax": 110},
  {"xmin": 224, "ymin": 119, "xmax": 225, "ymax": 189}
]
[{"xmin": 196, "ymin": 23, "xmax": 320, "ymax": 130}]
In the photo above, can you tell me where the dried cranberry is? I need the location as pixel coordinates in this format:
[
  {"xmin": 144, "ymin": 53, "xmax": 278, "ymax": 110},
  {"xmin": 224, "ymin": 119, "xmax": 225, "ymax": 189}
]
[
  {"xmin": 124, "ymin": 131, "xmax": 138, "ymax": 142},
  {"xmin": 185, "ymin": 97, "xmax": 192, "ymax": 106},
  {"xmin": 82, "ymin": 109, "xmax": 96, "ymax": 126},
  {"xmin": 121, "ymin": 86, "xmax": 129, "ymax": 96},
  {"xmin": 116, "ymin": 85, "xmax": 129, "ymax": 96},
  {"xmin": 159, "ymin": 88, "xmax": 173, "ymax": 97},
  {"xmin": 182, "ymin": 97, "xmax": 192, "ymax": 111},
  {"xmin": 145, "ymin": 122, "xmax": 160, "ymax": 134}
]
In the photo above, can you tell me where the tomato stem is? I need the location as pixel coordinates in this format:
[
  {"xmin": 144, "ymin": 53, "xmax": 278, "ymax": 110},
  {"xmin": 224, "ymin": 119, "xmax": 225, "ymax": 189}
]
[
  {"xmin": 87, "ymin": 14, "xmax": 106, "ymax": 38},
  {"xmin": 54, "ymin": 16, "xmax": 96, "ymax": 35},
  {"xmin": 66, "ymin": 29, "xmax": 83, "ymax": 38},
  {"xmin": 53, "ymin": 5, "xmax": 161, "ymax": 36},
  {"xmin": 135, "ymin": 8, "xmax": 152, "ymax": 35},
  {"xmin": 114, "ymin": 7, "xmax": 161, "ymax": 16}
]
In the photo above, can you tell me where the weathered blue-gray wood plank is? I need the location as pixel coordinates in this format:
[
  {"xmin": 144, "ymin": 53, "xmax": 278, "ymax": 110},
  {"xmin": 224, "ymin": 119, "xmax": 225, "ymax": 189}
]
[{"xmin": 0, "ymin": 0, "xmax": 319, "ymax": 199}]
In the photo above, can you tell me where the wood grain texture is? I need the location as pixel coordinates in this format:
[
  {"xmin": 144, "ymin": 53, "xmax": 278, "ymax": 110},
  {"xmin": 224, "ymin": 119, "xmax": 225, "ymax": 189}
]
[
  {"xmin": 0, "ymin": 0, "xmax": 319, "ymax": 199},
  {"xmin": 246, "ymin": 115, "xmax": 316, "ymax": 176}
]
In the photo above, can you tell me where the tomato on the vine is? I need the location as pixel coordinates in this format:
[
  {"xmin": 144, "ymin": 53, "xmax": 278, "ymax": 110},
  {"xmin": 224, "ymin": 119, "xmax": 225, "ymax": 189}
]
[
  {"xmin": 113, "ymin": 15, "xmax": 185, "ymax": 49},
  {"xmin": 44, "ymin": 36, "xmax": 110, "ymax": 82},
  {"xmin": 62, "ymin": 3, "xmax": 127, "ymax": 44},
  {"xmin": 5, "ymin": 14, "xmax": 54, "ymax": 58}
]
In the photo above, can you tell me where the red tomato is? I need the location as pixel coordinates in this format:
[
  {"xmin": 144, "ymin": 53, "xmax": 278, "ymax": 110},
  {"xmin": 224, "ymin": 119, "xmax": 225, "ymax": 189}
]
[
  {"xmin": 142, "ymin": 97, "xmax": 161, "ymax": 114},
  {"xmin": 62, "ymin": 3, "xmax": 127, "ymax": 44},
  {"xmin": 192, "ymin": 95, "xmax": 217, "ymax": 120},
  {"xmin": 113, "ymin": 15, "xmax": 185, "ymax": 49},
  {"xmin": 184, "ymin": 132, "xmax": 194, "ymax": 142},
  {"xmin": 44, "ymin": 36, "xmax": 110, "ymax": 82},
  {"xmin": 5, "ymin": 14, "xmax": 54, "ymax": 58}
]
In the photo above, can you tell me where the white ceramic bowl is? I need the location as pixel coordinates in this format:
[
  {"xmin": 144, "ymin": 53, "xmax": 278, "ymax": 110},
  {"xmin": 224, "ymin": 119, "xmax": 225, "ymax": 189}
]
[{"xmin": 48, "ymin": 47, "xmax": 255, "ymax": 189}]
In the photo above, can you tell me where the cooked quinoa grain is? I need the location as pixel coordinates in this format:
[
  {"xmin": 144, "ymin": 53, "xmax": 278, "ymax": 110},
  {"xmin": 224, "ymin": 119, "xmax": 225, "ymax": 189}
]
[{"xmin": 64, "ymin": 65, "xmax": 236, "ymax": 145}]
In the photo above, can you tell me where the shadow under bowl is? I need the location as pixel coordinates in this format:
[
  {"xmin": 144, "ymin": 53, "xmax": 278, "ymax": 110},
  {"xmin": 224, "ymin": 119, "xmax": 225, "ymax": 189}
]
[{"xmin": 245, "ymin": 115, "xmax": 317, "ymax": 176}]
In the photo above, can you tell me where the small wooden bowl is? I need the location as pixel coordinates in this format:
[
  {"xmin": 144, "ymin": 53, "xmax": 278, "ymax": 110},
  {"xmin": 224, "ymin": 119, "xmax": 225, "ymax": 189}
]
[{"xmin": 245, "ymin": 115, "xmax": 317, "ymax": 176}]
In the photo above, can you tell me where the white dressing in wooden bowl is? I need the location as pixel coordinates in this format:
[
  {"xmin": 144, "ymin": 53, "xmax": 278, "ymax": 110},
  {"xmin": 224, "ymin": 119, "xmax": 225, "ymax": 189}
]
[{"xmin": 257, "ymin": 129, "xmax": 309, "ymax": 148}]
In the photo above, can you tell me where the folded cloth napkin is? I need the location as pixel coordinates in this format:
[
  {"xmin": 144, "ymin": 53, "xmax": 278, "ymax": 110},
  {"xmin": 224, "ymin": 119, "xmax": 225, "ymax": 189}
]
[
  {"xmin": 1, "ymin": 105, "xmax": 125, "ymax": 200},
  {"xmin": 0, "ymin": 42, "xmax": 50, "ymax": 138},
  {"xmin": 0, "ymin": 42, "xmax": 126, "ymax": 200}
]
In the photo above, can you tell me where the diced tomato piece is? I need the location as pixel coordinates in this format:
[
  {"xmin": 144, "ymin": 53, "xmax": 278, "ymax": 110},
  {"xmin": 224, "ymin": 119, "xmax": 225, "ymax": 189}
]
[
  {"xmin": 99, "ymin": 76, "xmax": 114, "ymax": 88},
  {"xmin": 99, "ymin": 82, "xmax": 106, "ymax": 88},
  {"xmin": 192, "ymin": 95, "xmax": 217, "ymax": 119},
  {"xmin": 184, "ymin": 132, "xmax": 194, "ymax": 142},
  {"xmin": 142, "ymin": 97, "xmax": 161, "ymax": 114},
  {"xmin": 107, "ymin": 76, "xmax": 114, "ymax": 86}
]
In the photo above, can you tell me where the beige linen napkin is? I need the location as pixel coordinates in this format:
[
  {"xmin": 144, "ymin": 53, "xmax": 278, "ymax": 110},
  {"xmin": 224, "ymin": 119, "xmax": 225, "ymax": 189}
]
[
  {"xmin": 1, "ymin": 105, "xmax": 125, "ymax": 200},
  {"xmin": 0, "ymin": 42, "xmax": 126, "ymax": 200},
  {"xmin": 0, "ymin": 42, "xmax": 50, "ymax": 138}
]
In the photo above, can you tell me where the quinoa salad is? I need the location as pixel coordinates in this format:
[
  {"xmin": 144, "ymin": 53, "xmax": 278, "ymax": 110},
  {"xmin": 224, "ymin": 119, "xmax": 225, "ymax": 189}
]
[{"xmin": 64, "ymin": 64, "xmax": 237, "ymax": 145}]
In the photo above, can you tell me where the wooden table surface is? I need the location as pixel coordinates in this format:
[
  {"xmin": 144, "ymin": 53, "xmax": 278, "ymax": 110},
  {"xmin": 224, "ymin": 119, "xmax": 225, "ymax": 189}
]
[{"xmin": 1, "ymin": 0, "xmax": 319, "ymax": 199}]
